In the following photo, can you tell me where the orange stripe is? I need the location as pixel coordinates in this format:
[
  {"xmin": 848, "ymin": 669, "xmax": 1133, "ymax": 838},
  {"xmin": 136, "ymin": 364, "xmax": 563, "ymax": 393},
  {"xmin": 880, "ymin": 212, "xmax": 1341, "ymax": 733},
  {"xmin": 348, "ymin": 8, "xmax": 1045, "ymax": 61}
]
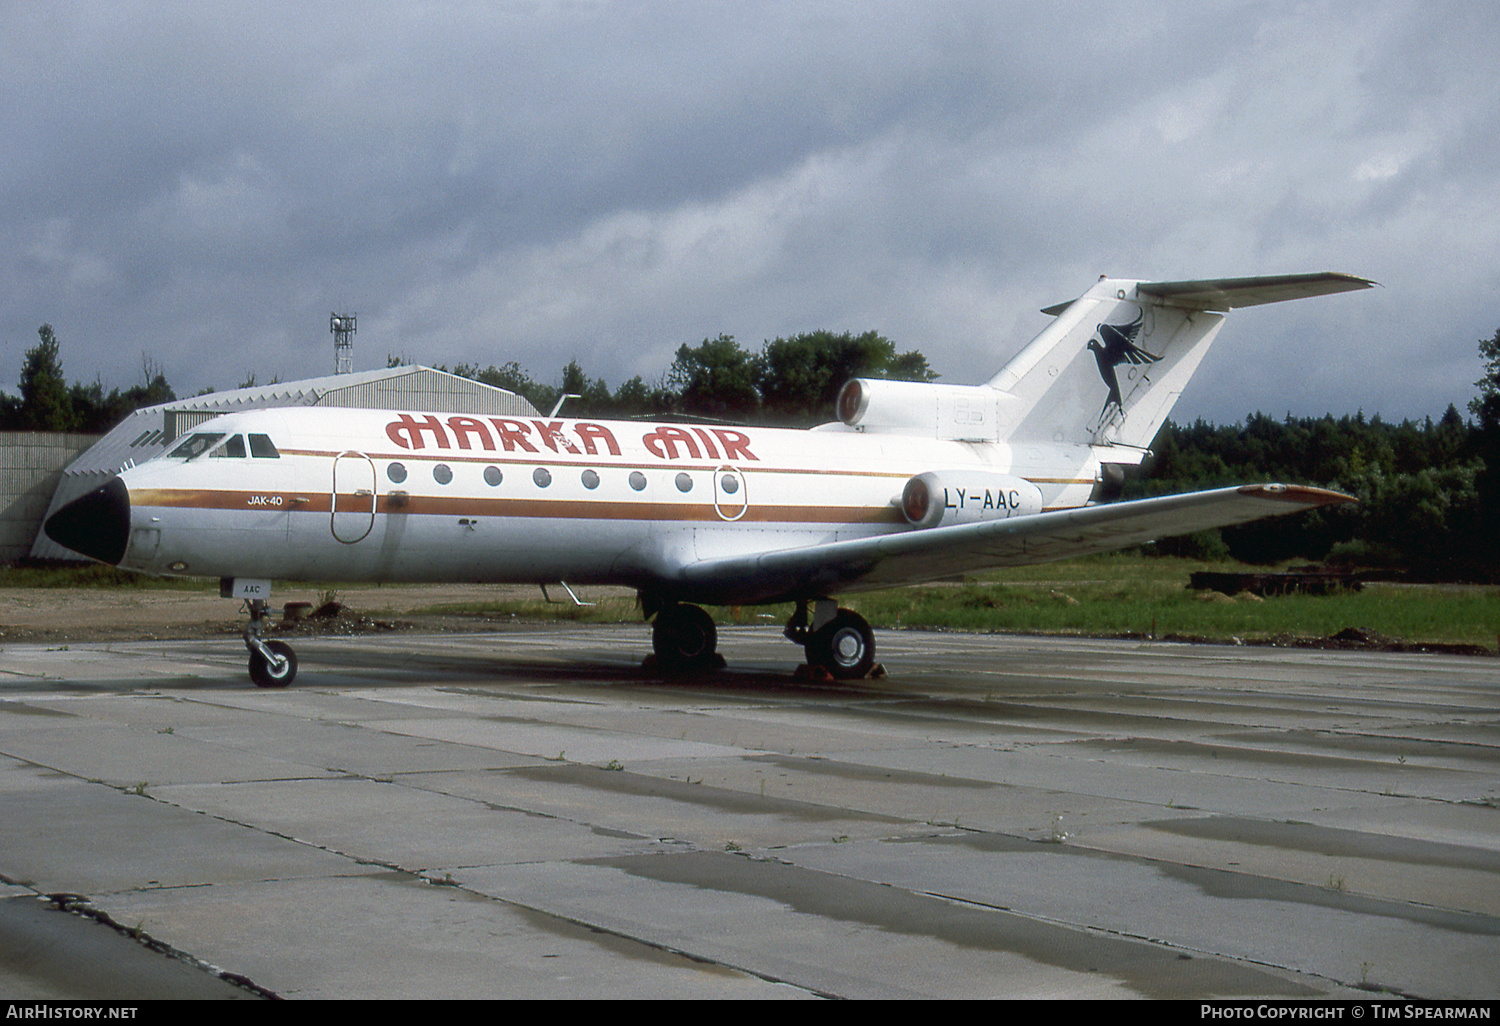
[{"xmin": 131, "ymin": 488, "xmax": 904, "ymax": 526}]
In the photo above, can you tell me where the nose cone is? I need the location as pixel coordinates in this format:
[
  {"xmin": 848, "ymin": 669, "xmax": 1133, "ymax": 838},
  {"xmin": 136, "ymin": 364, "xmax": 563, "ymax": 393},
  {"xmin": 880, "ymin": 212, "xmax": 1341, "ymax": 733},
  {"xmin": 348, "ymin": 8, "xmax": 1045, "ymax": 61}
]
[{"xmin": 44, "ymin": 477, "xmax": 131, "ymax": 565}]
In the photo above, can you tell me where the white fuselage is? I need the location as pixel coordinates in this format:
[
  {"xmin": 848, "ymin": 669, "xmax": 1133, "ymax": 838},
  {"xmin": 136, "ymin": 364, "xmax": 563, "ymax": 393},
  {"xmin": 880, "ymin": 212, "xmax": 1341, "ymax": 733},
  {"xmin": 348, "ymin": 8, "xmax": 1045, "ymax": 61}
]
[
  {"xmin": 44, "ymin": 272, "xmax": 1371, "ymax": 685},
  {"xmin": 116, "ymin": 406, "xmax": 1101, "ymax": 603}
]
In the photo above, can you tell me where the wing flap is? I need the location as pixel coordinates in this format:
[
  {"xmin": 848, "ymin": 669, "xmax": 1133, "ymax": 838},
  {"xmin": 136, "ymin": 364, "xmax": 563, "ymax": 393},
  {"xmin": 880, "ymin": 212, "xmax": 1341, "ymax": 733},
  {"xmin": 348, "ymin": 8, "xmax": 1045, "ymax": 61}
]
[{"xmin": 672, "ymin": 484, "xmax": 1352, "ymax": 605}]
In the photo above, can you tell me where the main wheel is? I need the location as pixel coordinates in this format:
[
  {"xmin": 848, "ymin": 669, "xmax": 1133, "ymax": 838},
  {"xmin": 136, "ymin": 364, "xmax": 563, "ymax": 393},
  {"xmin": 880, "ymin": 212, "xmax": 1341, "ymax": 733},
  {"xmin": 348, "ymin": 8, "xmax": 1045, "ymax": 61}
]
[
  {"xmin": 652, "ymin": 604, "xmax": 718, "ymax": 673},
  {"xmin": 249, "ymin": 640, "xmax": 298, "ymax": 688},
  {"xmin": 805, "ymin": 609, "xmax": 875, "ymax": 679}
]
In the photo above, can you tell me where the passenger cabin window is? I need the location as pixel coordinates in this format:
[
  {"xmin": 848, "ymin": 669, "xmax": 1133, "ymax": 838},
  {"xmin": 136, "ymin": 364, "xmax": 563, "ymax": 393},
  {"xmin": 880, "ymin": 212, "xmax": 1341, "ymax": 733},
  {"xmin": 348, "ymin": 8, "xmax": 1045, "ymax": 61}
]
[
  {"xmin": 248, "ymin": 434, "xmax": 280, "ymax": 458},
  {"xmin": 168, "ymin": 433, "xmax": 225, "ymax": 459}
]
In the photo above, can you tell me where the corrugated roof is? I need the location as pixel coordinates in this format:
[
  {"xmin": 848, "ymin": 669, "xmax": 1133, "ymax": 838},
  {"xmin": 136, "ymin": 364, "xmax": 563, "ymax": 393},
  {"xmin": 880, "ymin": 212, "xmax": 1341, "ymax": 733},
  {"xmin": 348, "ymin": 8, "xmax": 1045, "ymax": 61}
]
[{"xmin": 158, "ymin": 365, "xmax": 538, "ymax": 414}]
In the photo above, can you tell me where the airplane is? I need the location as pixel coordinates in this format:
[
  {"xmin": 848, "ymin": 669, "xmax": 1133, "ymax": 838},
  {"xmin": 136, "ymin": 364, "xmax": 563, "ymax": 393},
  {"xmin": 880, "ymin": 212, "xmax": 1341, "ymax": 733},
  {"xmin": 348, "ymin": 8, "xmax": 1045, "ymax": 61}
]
[{"xmin": 44, "ymin": 272, "xmax": 1373, "ymax": 687}]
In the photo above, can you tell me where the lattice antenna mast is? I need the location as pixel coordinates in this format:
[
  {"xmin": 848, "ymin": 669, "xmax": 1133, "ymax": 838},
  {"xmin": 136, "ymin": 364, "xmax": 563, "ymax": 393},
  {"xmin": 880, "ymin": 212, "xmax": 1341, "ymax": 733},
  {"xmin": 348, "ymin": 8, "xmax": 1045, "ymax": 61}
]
[{"xmin": 331, "ymin": 313, "xmax": 357, "ymax": 374}]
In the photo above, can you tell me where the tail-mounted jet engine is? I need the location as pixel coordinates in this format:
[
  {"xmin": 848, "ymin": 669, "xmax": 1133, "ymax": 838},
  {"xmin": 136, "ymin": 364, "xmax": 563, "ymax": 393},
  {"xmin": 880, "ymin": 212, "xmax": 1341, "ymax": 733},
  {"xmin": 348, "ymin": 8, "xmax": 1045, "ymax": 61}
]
[
  {"xmin": 900, "ymin": 471, "xmax": 1043, "ymax": 529},
  {"xmin": 837, "ymin": 379, "xmax": 1019, "ymax": 441}
]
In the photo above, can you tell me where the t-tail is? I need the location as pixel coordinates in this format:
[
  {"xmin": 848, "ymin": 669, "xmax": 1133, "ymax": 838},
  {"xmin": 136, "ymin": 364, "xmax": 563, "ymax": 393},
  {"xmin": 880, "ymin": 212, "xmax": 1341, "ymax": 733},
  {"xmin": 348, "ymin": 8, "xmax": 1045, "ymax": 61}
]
[
  {"xmin": 986, "ymin": 272, "xmax": 1375, "ymax": 450},
  {"xmin": 833, "ymin": 273, "xmax": 1373, "ymax": 453}
]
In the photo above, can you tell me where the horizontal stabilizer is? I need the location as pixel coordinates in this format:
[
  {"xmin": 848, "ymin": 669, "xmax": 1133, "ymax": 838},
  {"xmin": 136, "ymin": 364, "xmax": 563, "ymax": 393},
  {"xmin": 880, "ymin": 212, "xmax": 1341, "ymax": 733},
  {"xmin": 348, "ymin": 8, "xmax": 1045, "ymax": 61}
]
[
  {"xmin": 1137, "ymin": 272, "xmax": 1376, "ymax": 311},
  {"xmin": 671, "ymin": 484, "xmax": 1353, "ymax": 606},
  {"xmin": 1040, "ymin": 272, "xmax": 1375, "ymax": 315}
]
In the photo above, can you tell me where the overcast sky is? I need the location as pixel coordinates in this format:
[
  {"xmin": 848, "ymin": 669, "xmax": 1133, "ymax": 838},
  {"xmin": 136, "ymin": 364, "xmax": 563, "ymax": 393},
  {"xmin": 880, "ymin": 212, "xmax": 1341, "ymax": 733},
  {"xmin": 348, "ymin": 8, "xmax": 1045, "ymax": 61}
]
[{"xmin": 5, "ymin": 1, "xmax": 1497, "ymax": 425}]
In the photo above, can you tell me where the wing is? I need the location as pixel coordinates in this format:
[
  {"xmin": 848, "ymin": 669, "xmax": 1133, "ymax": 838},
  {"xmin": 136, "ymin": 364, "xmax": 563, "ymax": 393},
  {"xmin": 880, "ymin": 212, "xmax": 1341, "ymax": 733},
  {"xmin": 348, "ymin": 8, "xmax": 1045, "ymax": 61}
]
[
  {"xmin": 1099, "ymin": 314, "xmax": 1145, "ymax": 358},
  {"xmin": 668, "ymin": 484, "xmax": 1353, "ymax": 606},
  {"xmin": 1120, "ymin": 339, "xmax": 1160, "ymax": 365}
]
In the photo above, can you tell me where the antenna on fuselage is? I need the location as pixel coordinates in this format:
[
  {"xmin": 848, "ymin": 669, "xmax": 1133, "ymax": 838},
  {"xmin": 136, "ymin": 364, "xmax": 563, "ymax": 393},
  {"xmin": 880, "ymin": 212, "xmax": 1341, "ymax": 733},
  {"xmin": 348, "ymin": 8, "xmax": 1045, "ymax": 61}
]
[
  {"xmin": 548, "ymin": 393, "xmax": 581, "ymax": 418},
  {"xmin": 331, "ymin": 313, "xmax": 357, "ymax": 374}
]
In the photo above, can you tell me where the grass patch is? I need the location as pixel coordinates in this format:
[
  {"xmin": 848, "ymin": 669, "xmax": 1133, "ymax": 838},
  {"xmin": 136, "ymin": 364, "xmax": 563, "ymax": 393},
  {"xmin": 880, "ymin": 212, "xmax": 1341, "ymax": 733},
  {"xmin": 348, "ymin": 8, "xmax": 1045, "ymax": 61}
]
[
  {"xmin": 6, "ymin": 554, "xmax": 1495, "ymax": 650},
  {"xmin": 838, "ymin": 555, "xmax": 1499, "ymax": 648},
  {"xmin": 404, "ymin": 555, "xmax": 1498, "ymax": 650},
  {"xmin": 0, "ymin": 563, "xmax": 208, "ymax": 590},
  {"xmin": 851, "ymin": 577, "xmax": 1498, "ymax": 647}
]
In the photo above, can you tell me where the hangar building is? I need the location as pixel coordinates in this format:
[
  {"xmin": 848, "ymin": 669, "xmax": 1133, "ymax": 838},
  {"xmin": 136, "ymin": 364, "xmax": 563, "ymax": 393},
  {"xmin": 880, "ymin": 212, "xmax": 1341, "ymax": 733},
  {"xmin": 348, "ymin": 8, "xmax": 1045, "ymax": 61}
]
[{"xmin": 17, "ymin": 365, "xmax": 539, "ymax": 562}]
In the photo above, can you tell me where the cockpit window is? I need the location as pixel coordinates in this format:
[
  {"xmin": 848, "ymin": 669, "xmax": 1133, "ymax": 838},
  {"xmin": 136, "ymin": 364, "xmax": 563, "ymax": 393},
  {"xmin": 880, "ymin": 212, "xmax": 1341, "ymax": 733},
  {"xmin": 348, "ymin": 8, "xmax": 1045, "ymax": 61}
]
[
  {"xmin": 166, "ymin": 431, "xmax": 279, "ymax": 460},
  {"xmin": 168, "ymin": 433, "xmax": 225, "ymax": 459},
  {"xmin": 210, "ymin": 435, "xmax": 247, "ymax": 458},
  {"xmin": 248, "ymin": 434, "xmax": 280, "ymax": 458}
]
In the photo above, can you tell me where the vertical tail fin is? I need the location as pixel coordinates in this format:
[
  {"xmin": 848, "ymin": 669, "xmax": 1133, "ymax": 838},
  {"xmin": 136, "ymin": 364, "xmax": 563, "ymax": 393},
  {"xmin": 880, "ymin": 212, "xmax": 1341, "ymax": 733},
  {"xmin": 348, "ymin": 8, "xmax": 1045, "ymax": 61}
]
[{"xmin": 988, "ymin": 273, "xmax": 1374, "ymax": 451}]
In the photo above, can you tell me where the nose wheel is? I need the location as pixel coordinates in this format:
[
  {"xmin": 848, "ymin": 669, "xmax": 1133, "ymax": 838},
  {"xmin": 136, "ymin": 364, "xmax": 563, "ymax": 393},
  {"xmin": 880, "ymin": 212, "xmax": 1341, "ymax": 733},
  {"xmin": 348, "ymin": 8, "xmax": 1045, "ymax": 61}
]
[
  {"xmin": 243, "ymin": 598, "xmax": 298, "ymax": 687},
  {"xmin": 249, "ymin": 640, "xmax": 298, "ymax": 688}
]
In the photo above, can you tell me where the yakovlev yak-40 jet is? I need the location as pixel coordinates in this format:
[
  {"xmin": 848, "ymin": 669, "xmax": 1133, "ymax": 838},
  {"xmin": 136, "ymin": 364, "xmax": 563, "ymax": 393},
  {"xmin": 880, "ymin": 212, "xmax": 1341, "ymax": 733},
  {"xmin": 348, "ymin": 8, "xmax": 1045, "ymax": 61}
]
[{"xmin": 46, "ymin": 272, "xmax": 1373, "ymax": 686}]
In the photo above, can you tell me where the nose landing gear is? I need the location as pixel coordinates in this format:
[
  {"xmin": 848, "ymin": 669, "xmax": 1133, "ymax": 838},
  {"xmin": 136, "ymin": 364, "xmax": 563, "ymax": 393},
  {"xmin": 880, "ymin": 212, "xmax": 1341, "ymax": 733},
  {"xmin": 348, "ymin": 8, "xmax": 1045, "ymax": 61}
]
[{"xmin": 243, "ymin": 598, "xmax": 297, "ymax": 687}]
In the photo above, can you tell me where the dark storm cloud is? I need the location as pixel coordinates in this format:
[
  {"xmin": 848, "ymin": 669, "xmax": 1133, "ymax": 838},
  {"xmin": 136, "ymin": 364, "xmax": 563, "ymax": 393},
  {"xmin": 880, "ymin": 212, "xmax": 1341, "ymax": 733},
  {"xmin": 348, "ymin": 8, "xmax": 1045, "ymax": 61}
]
[{"xmin": 3, "ymin": 1, "xmax": 1497, "ymax": 424}]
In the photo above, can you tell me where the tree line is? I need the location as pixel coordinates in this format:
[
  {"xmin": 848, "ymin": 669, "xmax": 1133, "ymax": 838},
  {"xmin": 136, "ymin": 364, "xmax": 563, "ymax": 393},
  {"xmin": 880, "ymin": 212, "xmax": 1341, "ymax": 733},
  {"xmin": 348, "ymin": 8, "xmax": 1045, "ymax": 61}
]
[
  {"xmin": 0, "ymin": 325, "xmax": 175, "ymax": 433},
  {"xmin": 1132, "ymin": 406, "xmax": 1492, "ymax": 576},
  {"xmin": 432, "ymin": 329, "xmax": 935, "ymax": 424},
  {"xmin": 7, "ymin": 323, "xmax": 1499, "ymax": 577},
  {"xmin": 1133, "ymin": 327, "xmax": 1500, "ymax": 578}
]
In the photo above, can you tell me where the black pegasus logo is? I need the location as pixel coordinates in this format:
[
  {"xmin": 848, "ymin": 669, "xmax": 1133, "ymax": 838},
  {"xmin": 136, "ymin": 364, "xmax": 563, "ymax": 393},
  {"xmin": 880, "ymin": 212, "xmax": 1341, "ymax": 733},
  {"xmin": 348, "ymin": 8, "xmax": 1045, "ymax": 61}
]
[{"xmin": 1087, "ymin": 312, "xmax": 1159, "ymax": 422}]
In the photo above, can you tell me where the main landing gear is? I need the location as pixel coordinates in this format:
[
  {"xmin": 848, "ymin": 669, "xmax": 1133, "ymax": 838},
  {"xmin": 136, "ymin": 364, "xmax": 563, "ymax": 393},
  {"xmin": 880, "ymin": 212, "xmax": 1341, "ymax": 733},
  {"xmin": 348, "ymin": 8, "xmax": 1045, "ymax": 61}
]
[
  {"xmin": 243, "ymin": 598, "xmax": 297, "ymax": 688},
  {"xmin": 650, "ymin": 602, "xmax": 724, "ymax": 674},
  {"xmin": 784, "ymin": 599, "xmax": 876, "ymax": 680},
  {"xmin": 646, "ymin": 596, "xmax": 877, "ymax": 679}
]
